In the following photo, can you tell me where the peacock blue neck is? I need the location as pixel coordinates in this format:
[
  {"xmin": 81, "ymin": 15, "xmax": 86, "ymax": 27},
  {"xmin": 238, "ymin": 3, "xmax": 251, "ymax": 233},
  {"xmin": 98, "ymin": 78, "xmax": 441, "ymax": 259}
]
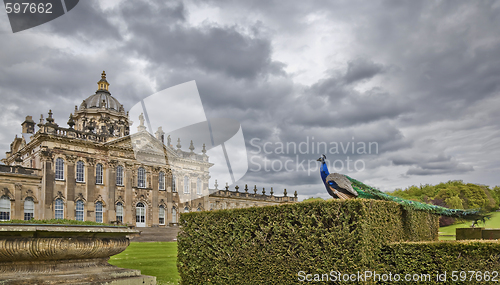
[{"xmin": 320, "ymin": 161, "xmax": 329, "ymax": 183}]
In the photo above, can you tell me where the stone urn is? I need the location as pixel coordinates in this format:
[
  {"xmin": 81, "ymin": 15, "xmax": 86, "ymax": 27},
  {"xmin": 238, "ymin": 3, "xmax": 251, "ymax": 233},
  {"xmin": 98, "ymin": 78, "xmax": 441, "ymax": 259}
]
[{"xmin": 0, "ymin": 224, "xmax": 156, "ymax": 284}]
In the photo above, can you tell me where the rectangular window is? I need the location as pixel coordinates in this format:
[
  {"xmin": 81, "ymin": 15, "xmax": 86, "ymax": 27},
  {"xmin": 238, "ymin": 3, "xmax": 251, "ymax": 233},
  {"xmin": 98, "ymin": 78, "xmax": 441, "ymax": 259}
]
[
  {"xmin": 95, "ymin": 202, "xmax": 103, "ymax": 223},
  {"xmin": 54, "ymin": 199, "xmax": 64, "ymax": 219},
  {"xmin": 96, "ymin": 164, "xmax": 103, "ymax": 185},
  {"xmin": 24, "ymin": 198, "xmax": 34, "ymax": 221},
  {"xmin": 76, "ymin": 161, "xmax": 85, "ymax": 182},
  {"xmin": 159, "ymin": 206, "xmax": 165, "ymax": 225},
  {"xmin": 184, "ymin": 176, "xmax": 189, "ymax": 194},
  {"xmin": 0, "ymin": 197, "xmax": 10, "ymax": 221},
  {"xmin": 197, "ymin": 178, "xmax": 202, "ymax": 195},
  {"xmin": 55, "ymin": 158, "xmax": 64, "ymax": 180},
  {"xmin": 172, "ymin": 175, "xmax": 176, "ymax": 192},
  {"xmin": 116, "ymin": 203, "xmax": 123, "ymax": 222},
  {"xmin": 138, "ymin": 167, "xmax": 146, "ymax": 188},
  {"xmin": 159, "ymin": 172, "xmax": 165, "ymax": 190},
  {"xmin": 76, "ymin": 201, "xmax": 84, "ymax": 221},
  {"xmin": 116, "ymin": 166, "xmax": 123, "ymax": 186}
]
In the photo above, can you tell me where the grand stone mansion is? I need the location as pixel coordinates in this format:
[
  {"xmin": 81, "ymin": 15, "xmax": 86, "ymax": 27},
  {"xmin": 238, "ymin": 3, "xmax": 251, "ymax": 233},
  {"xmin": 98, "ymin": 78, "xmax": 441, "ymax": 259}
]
[{"xmin": 0, "ymin": 72, "xmax": 297, "ymax": 227}]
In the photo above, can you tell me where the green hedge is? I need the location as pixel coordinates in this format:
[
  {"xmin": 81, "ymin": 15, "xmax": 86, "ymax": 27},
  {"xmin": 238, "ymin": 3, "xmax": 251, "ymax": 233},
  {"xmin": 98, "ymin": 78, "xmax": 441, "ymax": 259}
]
[
  {"xmin": 177, "ymin": 199, "xmax": 438, "ymax": 284},
  {"xmin": 379, "ymin": 240, "xmax": 500, "ymax": 284}
]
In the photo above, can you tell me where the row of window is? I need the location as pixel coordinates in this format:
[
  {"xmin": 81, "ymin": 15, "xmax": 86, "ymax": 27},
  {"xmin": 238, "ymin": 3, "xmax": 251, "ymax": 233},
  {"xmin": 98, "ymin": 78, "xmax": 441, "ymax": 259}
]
[
  {"xmin": 0, "ymin": 195, "xmax": 198, "ymax": 225},
  {"xmin": 54, "ymin": 158, "xmax": 204, "ymax": 194},
  {"xmin": 54, "ymin": 198, "xmax": 104, "ymax": 222},
  {"xmin": 0, "ymin": 196, "xmax": 34, "ymax": 221}
]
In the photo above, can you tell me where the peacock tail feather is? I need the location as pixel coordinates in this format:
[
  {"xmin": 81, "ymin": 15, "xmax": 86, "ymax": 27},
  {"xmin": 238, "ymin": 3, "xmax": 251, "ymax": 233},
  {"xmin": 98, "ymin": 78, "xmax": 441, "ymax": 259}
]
[{"xmin": 345, "ymin": 175, "xmax": 485, "ymax": 221}]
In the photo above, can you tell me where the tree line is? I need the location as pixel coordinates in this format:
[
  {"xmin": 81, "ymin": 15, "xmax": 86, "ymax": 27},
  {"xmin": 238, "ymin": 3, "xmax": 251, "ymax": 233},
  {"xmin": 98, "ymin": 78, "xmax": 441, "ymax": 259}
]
[{"xmin": 389, "ymin": 180, "xmax": 500, "ymax": 226}]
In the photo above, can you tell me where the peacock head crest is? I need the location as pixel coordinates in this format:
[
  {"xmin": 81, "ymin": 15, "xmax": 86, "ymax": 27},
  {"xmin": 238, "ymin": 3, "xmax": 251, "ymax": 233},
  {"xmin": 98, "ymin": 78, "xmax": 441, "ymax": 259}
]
[{"xmin": 317, "ymin": 154, "xmax": 326, "ymax": 162}]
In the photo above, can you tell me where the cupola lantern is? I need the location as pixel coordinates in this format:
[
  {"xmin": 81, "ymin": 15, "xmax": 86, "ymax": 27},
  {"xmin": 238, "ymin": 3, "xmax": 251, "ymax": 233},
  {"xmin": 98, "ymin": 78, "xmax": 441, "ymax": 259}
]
[{"xmin": 97, "ymin": 71, "xmax": 110, "ymax": 92}]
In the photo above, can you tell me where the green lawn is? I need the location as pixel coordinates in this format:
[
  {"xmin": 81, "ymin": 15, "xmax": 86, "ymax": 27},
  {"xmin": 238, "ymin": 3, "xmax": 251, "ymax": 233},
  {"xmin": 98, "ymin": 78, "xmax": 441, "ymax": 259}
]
[
  {"xmin": 109, "ymin": 242, "xmax": 179, "ymax": 285},
  {"xmin": 439, "ymin": 211, "xmax": 500, "ymax": 240}
]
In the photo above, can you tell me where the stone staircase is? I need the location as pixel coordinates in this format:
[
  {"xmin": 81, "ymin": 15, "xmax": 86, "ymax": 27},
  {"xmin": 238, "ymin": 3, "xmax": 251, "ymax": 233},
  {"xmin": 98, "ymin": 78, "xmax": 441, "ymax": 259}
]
[{"xmin": 129, "ymin": 226, "xmax": 181, "ymax": 242}]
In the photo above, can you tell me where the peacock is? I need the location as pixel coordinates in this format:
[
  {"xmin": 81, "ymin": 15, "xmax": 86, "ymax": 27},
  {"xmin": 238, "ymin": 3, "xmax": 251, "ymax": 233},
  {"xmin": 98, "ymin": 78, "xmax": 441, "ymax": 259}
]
[{"xmin": 317, "ymin": 155, "xmax": 486, "ymax": 221}]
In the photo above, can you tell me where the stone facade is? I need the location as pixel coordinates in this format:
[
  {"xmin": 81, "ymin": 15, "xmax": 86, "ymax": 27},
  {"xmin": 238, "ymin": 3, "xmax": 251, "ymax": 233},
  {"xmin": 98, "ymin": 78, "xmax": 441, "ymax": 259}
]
[
  {"xmin": 0, "ymin": 72, "xmax": 298, "ymax": 228},
  {"xmin": 0, "ymin": 72, "xmax": 210, "ymax": 227}
]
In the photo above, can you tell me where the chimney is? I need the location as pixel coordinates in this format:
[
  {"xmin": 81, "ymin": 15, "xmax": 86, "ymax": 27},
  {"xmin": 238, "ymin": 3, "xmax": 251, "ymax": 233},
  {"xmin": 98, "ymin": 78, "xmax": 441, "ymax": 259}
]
[{"xmin": 22, "ymin": 115, "xmax": 35, "ymax": 134}]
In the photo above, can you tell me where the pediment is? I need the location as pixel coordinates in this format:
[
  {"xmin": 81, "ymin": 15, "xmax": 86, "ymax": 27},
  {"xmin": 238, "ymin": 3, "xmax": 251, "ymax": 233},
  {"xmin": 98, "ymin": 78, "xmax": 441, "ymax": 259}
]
[{"xmin": 105, "ymin": 132, "xmax": 180, "ymax": 164}]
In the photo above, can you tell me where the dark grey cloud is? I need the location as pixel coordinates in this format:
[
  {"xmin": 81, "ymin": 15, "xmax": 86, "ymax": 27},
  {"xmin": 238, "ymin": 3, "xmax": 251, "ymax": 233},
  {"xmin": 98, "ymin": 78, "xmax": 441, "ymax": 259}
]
[
  {"xmin": 391, "ymin": 153, "xmax": 474, "ymax": 176},
  {"xmin": 344, "ymin": 58, "xmax": 385, "ymax": 84}
]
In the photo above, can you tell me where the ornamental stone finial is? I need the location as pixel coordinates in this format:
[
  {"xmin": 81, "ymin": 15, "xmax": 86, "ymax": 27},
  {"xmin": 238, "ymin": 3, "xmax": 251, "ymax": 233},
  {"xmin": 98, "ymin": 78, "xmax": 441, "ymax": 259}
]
[
  {"xmin": 284, "ymin": 189, "xmax": 287, "ymax": 197},
  {"xmin": 177, "ymin": 138, "xmax": 181, "ymax": 149},
  {"xmin": 294, "ymin": 191, "xmax": 298, "ymax": 198},
  {"xmin": 270, "ymin": 187, "xmax": 273, "ymax": 196},
  {"xmin": 67, "ymin": 114, "xmax": 75, "ymax": 128},
  {"xmin": 46, "ymin": 110, "xmax": 54, "ymax": 123},
  {"xmin": 245, "ymin": 184, "xmax": 248, "ymax": 193},
  {"xmin": 189, "ymin": 140, "xmax": 195, "ymax": 152},
  {"xmin": 202, "ymin": 143, "xmax": 206, "ymax": 154},
  {"xmin": 254, "ymin": 185, "xmax": 257, "ymax": 194},
  {"xmin": 214, "ymin": 179, "xmax": 218, "ymax": 190},
  {"xmin": 235, "ymin": 185, "xmax": 239, "ymax": 192},
  {"xmin": 167, "ymin": 135, "xmax": 171, "ymax": 146},
  {"xmin": 262, "ymin": 188, "xmax": 265, "ymax": 195}
]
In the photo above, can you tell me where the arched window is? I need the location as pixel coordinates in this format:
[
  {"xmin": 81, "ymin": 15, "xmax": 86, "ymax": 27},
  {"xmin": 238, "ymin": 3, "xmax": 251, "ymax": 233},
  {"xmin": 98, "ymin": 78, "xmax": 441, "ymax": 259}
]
[
  {"xmin": 138, "ymin": 167, "xmax": 146, "ymax": 188},
  {"xmin": 54, "ymin": 198, "xmax": 64, "ymax": 219},
  {"xmin": 76, "ymin": 161, "xmax": 85, "ymax": 182},
  {"xmin": 171, "ymin": 207, "xmax": 177, "ymax": 223},
  {"xmin": 0, "ymin": 196, "xmax": 11, "ymax": 221},
  {"xmin": 172, "ymin": 175, "xmax": 176, "ymax": 192},
  {"xmin": 136, "ymin": 202, "xmax": 145, "ymax": 226},
  {"xmin": 116, "ymin": 202, "xmax": 123, "ymax": 222},
  {"xmin": 184, "ymin": 176, "xmax": 189, "ymax": 194},
  {"xmin": 197, "ymin": 208, "xmax": 201, "ymax": 212},
  {"xmin": 95, "ymin": 202, "xmax": 103, "ymax": 223},
  {"xmin": 24, "ymin": 197, "xmax": 34, "ymax": 221},
  {"xmin": 159, "ymin": 172, "xmax": 165, "ymax": 190},
  {"xmin": 159, "ymin": 205, "xmax": 165, "ymax": 225},
  {"xmin": 184, "ymin": 206, "xmax": 189, "ymax": 213},
  {"xmin": 197, "ymin": 178, "xmax": 202, "ymax": 195},
  {"xmin": 55, "ymin": 158, "xmax": 64, "ymax": 180},
  {"xmin": 96, "ymin": 163, "xmax": 103, "ymax": 184},
  {"xmin": 116, "ymin": 165, "xmax": 124, "ymax": 186},
  {"xmin": 75, "ymin": 200, "xmax": 84, "ymax": 221}
]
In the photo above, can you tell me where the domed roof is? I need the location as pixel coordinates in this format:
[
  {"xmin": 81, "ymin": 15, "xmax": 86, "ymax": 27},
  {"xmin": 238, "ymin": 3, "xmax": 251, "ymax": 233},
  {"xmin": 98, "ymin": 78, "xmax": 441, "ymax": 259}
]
[{"xmin": 80, "ymin": 91, "xmax": 123, "ymax": 111}]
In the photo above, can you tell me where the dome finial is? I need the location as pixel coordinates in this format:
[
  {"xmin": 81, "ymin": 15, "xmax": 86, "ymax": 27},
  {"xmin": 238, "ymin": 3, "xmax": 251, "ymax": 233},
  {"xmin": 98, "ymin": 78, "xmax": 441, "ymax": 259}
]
[{"xmin": 97, "ymin": 71, "xmax": 110, "ymax": 91}]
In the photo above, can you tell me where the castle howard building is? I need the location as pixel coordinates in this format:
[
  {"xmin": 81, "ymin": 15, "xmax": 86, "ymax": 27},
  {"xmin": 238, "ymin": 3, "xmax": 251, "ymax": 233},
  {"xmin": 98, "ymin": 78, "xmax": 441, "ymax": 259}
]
[{"xmin": 0, "ymin": 72, "xmax": 297, "ymax": 227}]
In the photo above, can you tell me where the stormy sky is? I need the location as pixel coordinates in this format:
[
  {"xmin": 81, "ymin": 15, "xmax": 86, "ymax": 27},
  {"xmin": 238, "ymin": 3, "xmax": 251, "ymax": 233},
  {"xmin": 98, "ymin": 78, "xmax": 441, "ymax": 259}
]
[{"xmin": 0, "ymin": 0, "xmax": 499, "ymax": 200}]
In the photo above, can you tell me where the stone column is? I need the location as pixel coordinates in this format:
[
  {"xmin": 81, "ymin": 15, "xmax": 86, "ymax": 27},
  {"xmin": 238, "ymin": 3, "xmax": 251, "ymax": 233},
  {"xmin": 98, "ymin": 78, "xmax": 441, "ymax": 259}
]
[
  {"xmin": 125, "ymin": 163, "xmax": 134, "ymax": 224},
  {"xmin": 14, "ymin": 183, "xmax": 22, "ymax": 220},
  {"xmin": 86, "ymin": 158, "xmax": 96, "ymax": 221},
  {"xmin": 151, "ymin": 167, "xmax": 159, "ymax": 227},
  {"xmin": 107, "ymin": 160, "xmax": 117, "ymax": 222},
  {"xmin": 65, "ymin": 155, "xmax": 77, "ymax": 220},
  {"xmin": 41, "ymin": 150, "xmax": 54, "ymax": 218}
]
